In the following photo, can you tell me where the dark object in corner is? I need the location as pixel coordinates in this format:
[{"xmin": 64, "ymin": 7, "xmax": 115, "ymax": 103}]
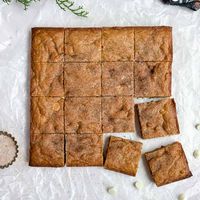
[{"xmin": 163, "ymin": 0, "xmax": 200, "ymax": 11}]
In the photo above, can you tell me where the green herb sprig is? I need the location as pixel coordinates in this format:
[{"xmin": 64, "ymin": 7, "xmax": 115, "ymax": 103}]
[
  {"xmin": 56, "ymin": 0, "xmax": 88, "ymax": 17},
  {"xmin": 3, "ymin": 0, "xmax": 89, "ymax": 17}
]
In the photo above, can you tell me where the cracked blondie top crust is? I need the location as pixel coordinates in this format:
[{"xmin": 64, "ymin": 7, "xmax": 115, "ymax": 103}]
[
  {"xmin": 32, "ymin": 28, "xmax": 64, "ymax": 63},
  {"xmin": 102, "ymin": 97, "xmax": 134, "ymax": 133},
  {"xmin": 64, "ymin": 62, "xmax": 101, "ymax": 97},
  {"xmin": 137, "ymin": 98, "xmax": 179, "ymax": 139},
  {"xmin": 66, "ymin": 133, "xmax": 103, "ymax": 166},
  {"xmin": 102, "ymin": 62, "xmax": 133, "ymax": 96},
  {"xmin": 135, "ymin": 27, "xmax": 172, "ymax": 62},
  {"xmin": 102, "ymin": 28, "xmax": 135, "ymax": 61},
  {"xmin": 134, "ymin": 62, "xmax": 171, "ymax": 97},
  {"xmin": 145, "ymin": 142, "xmax": 192, "ymax": 186},
  {"xmin": 104, "ymin": 136, "xmax": 142, "ymax": 176},
  {"xmin": 31, "ymin": 62, "xmax": 64, "ymax": 97},
  {"xmin": 65, "ymin": 28, "xmax": 101, "ymax": 62},
  {"xmin": 29, "ymin": 134, "xmax": 65, "ymax": 167},
  {"xmin": 65, "ymin": 97, "xmax": 101, "ymax": 134},
  {"xmin": 31, "ymin": 97, "xmax": 64, "ymax": 134}
]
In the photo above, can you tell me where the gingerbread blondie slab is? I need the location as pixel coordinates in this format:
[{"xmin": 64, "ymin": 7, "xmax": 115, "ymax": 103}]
[
  {"xmin": 31, "ymin": 28, "xmax": 64, "ymax": 63},
  {"xmin": 65, "ymin": 97, "xmax": 101, "ymax": 134},
  {"xmin": 102, "ymin": 62, "xmax": 133, "ymax": 96},
  {"xmin": 137, "ymin": 98, "xmax": 179, "ymax": 139},
  {"xmin": 66, "ymin": 133, "xmax": 103, "ymax": 166},
  {"xmin": 135, "ymin": 27, "xmax": 173, "ymax": 62},
  {"xmin": 102, "ymin": 97, "xmax": 135, "ymax": 133},
  {"xmin": 31, "ymin": 62, "xmax": 64, "ymax": 97},
  {"xmin": 31, "ymin": 97, "xmax": 64, "ymax": 134},
  {"xmin": 104, "ymin": 136, "xmax": 142, "ymax": 176},
  {"xmin": 29, "ymin": 134, "xmax": 65, "ymax": 167},
  {"xmin": 145, "ymin": 142, "xmax": 192, "ymax": 186},
  {"xmin": 134, "ymin": 62, "xmax": 171, "ymax": 97}
]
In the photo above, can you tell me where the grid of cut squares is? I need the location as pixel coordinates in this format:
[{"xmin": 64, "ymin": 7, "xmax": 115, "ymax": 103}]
[{"xmin": 29, "ymin": 27, "xmax": 181, "ymax": 176}]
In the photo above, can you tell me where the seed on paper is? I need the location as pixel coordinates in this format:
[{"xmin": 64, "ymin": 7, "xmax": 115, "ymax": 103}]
[
  {"xmin": 134, "ymin": 181, "xmax": 144, "ymax": 190},
  {"xmin": 193, "ymin": 149, "xmax": 200, "ymax": 159},
  {"xmin": 107, "ymin": 186, "xmax": 117, "ymax": 195},
  {"xmin": 195, "ymin": 124, "xmax": 200, "ymax": 130},
  {"xmin": 178, "ymin": 193, "xmax": 186, "ymax": 200}
]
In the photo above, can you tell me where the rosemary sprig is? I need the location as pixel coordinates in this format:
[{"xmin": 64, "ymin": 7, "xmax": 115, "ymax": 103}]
[
  {"xmin": 56, "ymin": 0, "xmax": 89, "ymax": 17},
  {"xmin": 2, "ymin": 0, "xmax": 89, "ymax": 17},
  {"xmin": 3, "ymin": 0, "xmax": 12, "ymax": 4},
  {"xmin": 17, "ymin": 0, "xmax": 37, "ymax": 10}
]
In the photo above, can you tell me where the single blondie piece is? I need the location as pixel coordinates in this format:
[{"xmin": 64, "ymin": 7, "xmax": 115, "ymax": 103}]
[
  {"xmin": 65, "ymin": 97, "xmax": 101, "ymax": 134},
  {"xmin": 65, "ymin": 28, "xmax": 101, "ymax": 62},
  {"xmin": 145, "ymin": 142, "xmax": 192, "ymax": 186},
  {"xmin": 102, "ymin": 28, "xmax": 135, "ymax": 61},
  {"xmin": 104, "ymin": 136, "xmax": 142, "ymax": 176},
  {"xmin": 32, "ymin": 28, "xmax": 64, "ymax": 62},
  {"xmin": 134, "ymin": 62, "xmax": 171, "ymax": 97},
  {"xmin": 29, "ymin": 134, "xmax": 65, "ymax": 167},
  {"xmin": 66, "ymin": 133, "xmax": 103, "ymax": 166},
  {"xmin": 137, "ymin": 98, "xmax": 179, "ymax": 139},
  {"xmin": 135, "ymin": 27, "xmax": 172, "ymax": 61},
  {"xmin": 31, "ymin": 97, "xmax": 64, "ymax": 134},
  {"xmin": 102, "ymin": 62, "xmax": 133, "ymax": 96},
  {"xmin": 31, "ymin": 62, "xmax": 64, "ymax": 97},
  {"xmin": 102, "ymin": 97, "xmax": 134, "ymax": 133},
  {"xmin": 64, "ymin": 63, "xmax": 101, "ymax": 97}
]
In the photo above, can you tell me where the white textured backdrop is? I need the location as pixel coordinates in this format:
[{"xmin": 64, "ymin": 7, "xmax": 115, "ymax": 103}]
[{"xmin": 0, "ymin": 0, "xmax": 200, "ymax": 199}]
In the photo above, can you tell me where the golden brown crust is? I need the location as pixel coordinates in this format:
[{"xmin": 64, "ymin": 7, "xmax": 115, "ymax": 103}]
[
  {"xmin": 104, "ymin": 136, "xmax": 142, "ymax": 176},
  {"xmin": 135, "ymin": 27, "xmax": 172, "ymax": 62},
  {"xmin": 31, "ymin": 62, "xmax": 64, "ymax": 97},
  {"xmin": 32, "ymin": 28, "xmax": 64, "ymax": 62},
  {"xmin": 102, "ymin": 28, "xmax": 135, "ymax": 61},
  {"xmin": 31, "ymin": 97, "xmax": 64, "ymax": 134},
  {"xmin": 65, "ymin": 97, "xmax": 101, "ymax": 134},
  {"xmin": 137, "ymin": 98, "xmax": 179, "ymax": 139},
  {"xmin": 66, "ymin": 133, "xmax": 103, "ymax": 166},
  {"xmin": 64, "ymin": 63, "xmax": 101, "ymax": 97},
  {"xmin": 102, "ymin": 97, "xmax": 134, "ymax": 133},
  {"xmin": 29, "ymin": 134, "xmax": 65, "ymax": 167},
  {"xmin": 134, "ymin": 62, "xmax": 171, "ymax": 97},
  {"xmin": 145, "ymin": 142, "xmax": 192, "ymax": 186},
  {"xmin": 65, "ymin": 28, "xmax": 101, "ymax": 62},
  {"xmin": 102, "ymin": 62, "xmax": 133, "ymax": 96}
]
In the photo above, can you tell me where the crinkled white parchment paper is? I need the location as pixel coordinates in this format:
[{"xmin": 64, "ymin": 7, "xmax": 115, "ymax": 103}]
[{"xmin": 0, "ymin": 0, "xmax": 200, "ymax": 199}]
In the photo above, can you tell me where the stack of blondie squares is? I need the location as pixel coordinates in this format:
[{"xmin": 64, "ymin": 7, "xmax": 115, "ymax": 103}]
[{"xmin": 29, "ymin": 27, "xmax": 192, "ymax": 186}]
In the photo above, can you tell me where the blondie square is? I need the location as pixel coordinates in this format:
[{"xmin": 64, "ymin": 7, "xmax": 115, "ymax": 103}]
[
  {"xmin": 64, "ymin": 63, "xmax": 101, "ymax": 97},
  {"xmin": 65, "ymin": 97, "xmax": 101, "ymax": 134},
  {"xmin": 104, "ymin": 136, "xmax": 142, "ymax": 176},
  {"xmin": 31, "ymin": 62, "xmax": 64, "ymax": 97},
  {"xmin": 134, "ymin": 62, "xmax": 171, "ymax": 97},
  {"xmin": 65, "ymin": 28, "xmax": 101, "ymax": 62},
  {"xmin": 66, "ymin": 133, "xmax": 103, "ymax": 166},
  {"xmin": 32, "ymin": 28, "xmax": 64, "ymax": 62},
  {"xmin": 135, "ymin": 27, "xmax": 172, "ymax": 61},
  {"xmin": 137, "ymin": 99, "xmax": 179, "ymax": 139},
  {"xmin": 145, "ymin": 142, "xmax": 192, "ymax": 186},
  {"xmin": 102, "ymin": 62, "xmax": 133, "ymax": 96},
  {"xmin": 102, "ymin": 97, "xmax": 134, "ymax": 133},
  {"xmin": 29, "ymin": 134, "xmax": 65, "ymax": 167},
  {"xmin": 102, "ymin": 28, "xmax": 134, "ymax": 61},
  {"xmin": 31, "ymin": 97, "xmax": 64, "ymax": 134}
]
